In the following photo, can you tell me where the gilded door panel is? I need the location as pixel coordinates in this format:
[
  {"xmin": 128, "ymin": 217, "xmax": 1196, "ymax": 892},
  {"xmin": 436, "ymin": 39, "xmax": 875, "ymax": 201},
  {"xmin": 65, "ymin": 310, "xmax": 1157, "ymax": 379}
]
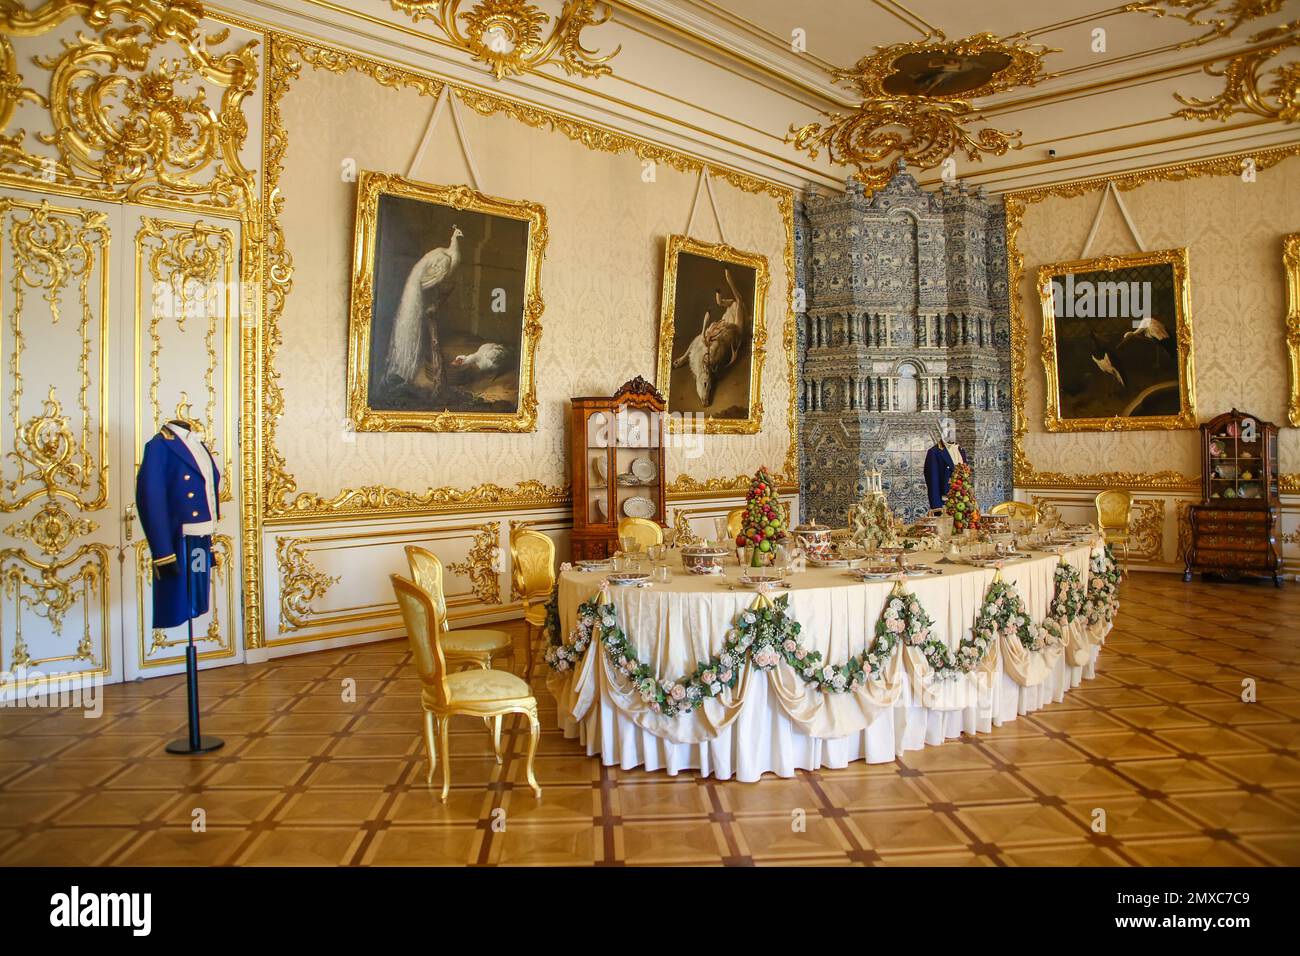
[
  {"xmin": 0, "ymin": 190, "xmax": 119, "ymax": 690},
  {"xmin": 123, "ymin": 210, "xmax": 242, "ymax": 677}
]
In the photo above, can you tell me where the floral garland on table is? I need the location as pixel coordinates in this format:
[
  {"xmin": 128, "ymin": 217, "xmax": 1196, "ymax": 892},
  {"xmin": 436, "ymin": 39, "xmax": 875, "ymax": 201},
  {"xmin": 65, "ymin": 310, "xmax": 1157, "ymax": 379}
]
[
  {"xmin": 542, "ymin": 589, "xmax": 588, "ymax": 674},
  {"xmin": 1041, "ymin": 560, "xmax": 1087, "ymax": 642},
  {"xmin": 912, "ymin": 576, "xmax": 1047, "ymax": 679},
  {"xmin": 1086, "ymin": 545, "xmax": 1122, "ymax": 627},
  {"xmin": 742, "ymin": 590, "xmax": 929, "ymax": 693}
]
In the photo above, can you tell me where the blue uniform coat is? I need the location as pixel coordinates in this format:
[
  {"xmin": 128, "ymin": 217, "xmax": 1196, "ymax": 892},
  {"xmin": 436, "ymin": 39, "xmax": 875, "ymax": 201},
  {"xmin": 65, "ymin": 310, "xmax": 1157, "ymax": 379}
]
[
  {"xmin": 135, "ymin": 426, "xmax": 221, "ymax": 629},
  {"xmin": 923, "ymin": 443, "xmax": 961, "ymax": 510}
]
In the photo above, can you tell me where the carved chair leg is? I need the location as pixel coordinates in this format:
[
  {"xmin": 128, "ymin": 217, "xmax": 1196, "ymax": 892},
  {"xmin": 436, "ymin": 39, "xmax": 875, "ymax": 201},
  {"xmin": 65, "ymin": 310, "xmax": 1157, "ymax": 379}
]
[
  {"xmin": 524, "ymin": 621, "xmax": 535, "ymax": 682},
  {"xmin": 423, "ymin": 710, "xmax": 438, "ymax": 784},
  {"xmin": 523, "ymin": 705, "xmax": 541, "ymax": 799},
  {"xmin": 439, "ymin": 713, "xmax": 452, "ymax": 802},
  {"xmin": 492, "ymin": 714, "xmax": 503, "ymax": 764}
]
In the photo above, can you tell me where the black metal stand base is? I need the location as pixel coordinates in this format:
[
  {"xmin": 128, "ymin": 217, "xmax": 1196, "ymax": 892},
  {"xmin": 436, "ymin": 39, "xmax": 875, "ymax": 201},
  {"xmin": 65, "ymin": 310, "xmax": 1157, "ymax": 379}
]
[{"xmin": 165, "ymin": 639, "xmax": 223, "ymax": 756}]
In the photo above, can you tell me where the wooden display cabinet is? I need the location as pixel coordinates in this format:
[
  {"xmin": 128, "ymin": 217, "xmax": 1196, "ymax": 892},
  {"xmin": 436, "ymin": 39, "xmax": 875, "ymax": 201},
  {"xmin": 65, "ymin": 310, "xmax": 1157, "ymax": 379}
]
[
  {"xmin": 569, "ymin": 376, "xmax": 667, "ymax": 561},
  {"xmin": 1184, "ymin": 408, "xmax": 1281, "ymax": 586}
]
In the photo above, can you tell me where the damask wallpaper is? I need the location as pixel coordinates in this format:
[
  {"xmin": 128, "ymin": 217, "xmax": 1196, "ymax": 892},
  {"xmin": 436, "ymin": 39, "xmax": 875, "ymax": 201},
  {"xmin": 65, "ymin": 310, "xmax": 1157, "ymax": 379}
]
[
  {"xmin": 1015, "ymin": 155, "xmax": 1300, "ymax": 482},
  {"xmin": 270, "ymin": 54, "xmax": 795, "ymax": 514}
]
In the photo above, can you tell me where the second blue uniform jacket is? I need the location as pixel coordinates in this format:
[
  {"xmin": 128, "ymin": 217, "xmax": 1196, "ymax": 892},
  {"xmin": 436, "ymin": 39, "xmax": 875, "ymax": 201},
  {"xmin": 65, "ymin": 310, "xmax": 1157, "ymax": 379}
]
[{"xmin": 923, "ymin": 443, "xmax": 960, "ymax": 510}]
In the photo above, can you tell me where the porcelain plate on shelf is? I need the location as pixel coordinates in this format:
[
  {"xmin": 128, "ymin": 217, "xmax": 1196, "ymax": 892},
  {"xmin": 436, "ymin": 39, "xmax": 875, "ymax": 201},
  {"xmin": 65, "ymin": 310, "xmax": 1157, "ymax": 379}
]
[
  {"xmin": 630, "ymin": 456, "xmax": 657, "ymax": 483},
  {"xmin": 623, "ymin": 495, "xmax": 655, "ymax": 519}
]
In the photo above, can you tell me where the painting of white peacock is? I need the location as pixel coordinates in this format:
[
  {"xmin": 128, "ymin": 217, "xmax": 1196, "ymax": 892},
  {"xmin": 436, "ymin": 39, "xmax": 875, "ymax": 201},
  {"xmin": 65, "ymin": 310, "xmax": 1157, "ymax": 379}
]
[{"xmin": 346, "ymin": 172, "xmax": 548, "ymax": 432}]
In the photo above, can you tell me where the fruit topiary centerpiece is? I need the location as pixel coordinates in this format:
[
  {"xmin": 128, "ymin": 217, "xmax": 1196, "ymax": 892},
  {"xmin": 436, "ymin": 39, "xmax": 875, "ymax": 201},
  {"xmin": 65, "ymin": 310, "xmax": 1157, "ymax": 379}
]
[
  {"xmin": 736, "ymin": 467, "xmax": 786, "ymax": 567},
  {"xmin": 943, "ymin": 462, "xmax": 980, "ymax": 534}
]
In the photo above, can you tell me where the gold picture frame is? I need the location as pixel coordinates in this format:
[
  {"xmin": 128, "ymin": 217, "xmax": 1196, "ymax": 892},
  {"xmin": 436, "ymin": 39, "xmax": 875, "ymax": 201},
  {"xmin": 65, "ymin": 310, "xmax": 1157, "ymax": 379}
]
[
  {"xmin": 656, "ymin": 234, "xmax": 769, "ymax": 434},
  {"xmin": 1285, "ymin": 233, "xmax": 1299, "ymax": 427},
  {"xmin": 1036, "ymin": 247, "xmax": 1196, "ymax": 432},
  {"xmin": 345, "ymin": 171, "xmax": 546, "ymax": 432}
]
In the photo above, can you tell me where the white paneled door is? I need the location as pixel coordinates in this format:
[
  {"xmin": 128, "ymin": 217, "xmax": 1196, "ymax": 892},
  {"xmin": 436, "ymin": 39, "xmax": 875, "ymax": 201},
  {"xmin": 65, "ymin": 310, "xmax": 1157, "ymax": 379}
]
[{"xmin": 0, "ymin": 188, "xmax": 244, "ymax": 695}]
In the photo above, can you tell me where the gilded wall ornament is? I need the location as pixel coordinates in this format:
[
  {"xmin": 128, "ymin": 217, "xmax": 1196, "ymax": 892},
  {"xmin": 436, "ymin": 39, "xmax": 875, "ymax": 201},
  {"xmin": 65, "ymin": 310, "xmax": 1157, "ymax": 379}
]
[
  {"xmin": 275, "ymin": 535, "xmax": 340, "ymax": 632},
  {"xmin": 787, "ymin": 33, "xmax": 1053, "ymax": 191},
  {"xmin": 4, "ymin": 499, "xmax": 96, "ymax": 556},
  {"xmin": 1122, "ymin": 0, "xmax": 1288, "ymax": 45},
  {"xmin": 447, "ymin": 521, "xmax": 502, "ymax": 604},
  {"xmin": 0, "ymin": 0, "xmax": 259, "ymax": 212},
  {"xmin": 388, "ymin": 0, "xmax": 620, "ymax": 80},
  {"xmin": 1287, "ymin": 233, "xmax": 1300, "ymax": 427}
]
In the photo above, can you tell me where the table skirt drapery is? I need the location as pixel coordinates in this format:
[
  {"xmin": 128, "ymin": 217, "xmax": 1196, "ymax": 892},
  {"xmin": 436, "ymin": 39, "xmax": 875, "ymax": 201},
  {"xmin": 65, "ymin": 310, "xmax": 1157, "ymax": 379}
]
[{"xmin": 549, "ymin": 543, "xmax": 1111, "ymax": 782}]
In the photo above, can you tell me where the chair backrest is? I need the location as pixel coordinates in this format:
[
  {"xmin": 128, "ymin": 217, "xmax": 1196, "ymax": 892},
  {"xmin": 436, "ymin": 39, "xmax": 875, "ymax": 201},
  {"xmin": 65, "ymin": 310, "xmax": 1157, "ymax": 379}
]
[
  {"xmin": 1095, "ymin": 489, "xmax": 1132, "ymax": 531},
  {"xmin": 989, "ymin": 500, "xmax": 1039, "ymax": 522},
  {"xmin": 390, "ymin": 573, "xmax": 449, "ymax": 705},
  {"xmin": 404, "ymin": 545, "xmax": 448, "ymax": 627},
  {"xmin": 511, "ymin": 527, "xmax": 555, "ymax": 606},
  {"xmin": 617, "ymin": 516, "xmax": 663, "ymax": 550},
  {"xmin": 725, "ymin": 507, "xmax": 746, "ymax": 540}
]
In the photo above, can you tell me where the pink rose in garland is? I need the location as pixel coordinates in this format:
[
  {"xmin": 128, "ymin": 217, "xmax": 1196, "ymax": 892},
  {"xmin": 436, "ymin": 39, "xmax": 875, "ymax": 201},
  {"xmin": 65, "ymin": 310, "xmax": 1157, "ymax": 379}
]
[
  {"xmin": 943, "ymin": 462, "xmax": 981, "ymax": 533},
  {"xmin": 735, "ymin": 467, "xmax": 786, "ymax": 566}
]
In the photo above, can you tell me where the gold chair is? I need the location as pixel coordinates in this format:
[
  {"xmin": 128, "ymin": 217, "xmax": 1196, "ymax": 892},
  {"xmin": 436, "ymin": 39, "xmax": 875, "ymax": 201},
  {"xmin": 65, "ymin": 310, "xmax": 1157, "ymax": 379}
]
[
  {"xmin": 391, "ymin": 574, "xmax": 541, "ymax": 801},
  {"xmin": 617, "ymin": 516, "xmax": 663, "ymax": 550},
  {"xmin": 725, "ymin": 507, "xmax": 746, "ymax": 540},
  {"xmin": 1095, "ymin": 489, "xmax": 1132, "ymax": 575},
  {"xmin": 510, "ymin": 527, "xmax": 555, "ymax": 680},
  {"xmin": 405, "ymin": 545, "xmax": 515, "ymax": 673},
  {"xmin": 989, "ymin": 500, "xmax": 1040, "ymax": 523}
]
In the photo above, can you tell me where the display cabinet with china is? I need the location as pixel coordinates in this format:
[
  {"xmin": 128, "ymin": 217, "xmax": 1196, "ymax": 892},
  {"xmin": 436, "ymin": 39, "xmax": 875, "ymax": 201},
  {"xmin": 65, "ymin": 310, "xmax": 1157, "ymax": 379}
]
[
  {"xmin": 569, "ymin": 376, "xmax": 667, "ymax": 561},
  {"xmin": 1185, "ymin": 408, "xmax": 1281, "ymax": 586}
]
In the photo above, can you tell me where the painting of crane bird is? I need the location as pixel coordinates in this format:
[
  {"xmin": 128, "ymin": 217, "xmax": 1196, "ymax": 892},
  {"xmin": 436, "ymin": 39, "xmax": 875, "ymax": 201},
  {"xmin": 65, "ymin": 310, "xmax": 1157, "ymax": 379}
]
[
  {"xmin": 1036, "ymin": 247, "xmax": 1197, "ymax": 433},
  {"xmin": 346, "ymin": 172, "xmax": 546, "ymax": 432},
  {"xmin": 656, "ymin": 235, "xmax": 769, "ymax": 434}
]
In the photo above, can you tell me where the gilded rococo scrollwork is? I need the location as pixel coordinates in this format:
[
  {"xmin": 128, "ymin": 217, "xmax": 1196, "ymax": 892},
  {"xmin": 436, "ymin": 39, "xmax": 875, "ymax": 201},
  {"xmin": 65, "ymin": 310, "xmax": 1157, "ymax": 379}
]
[
  {"xmin": 388, "ymin": 0, "xmax": 619, "ymax": 80},
  {"xmin": 261, "ymin": 34, "xmax": 799, "ymax": 523},
  {"xmin": 787, "ymin": 32, "xmax": 1054, "ymax": 191},
  {"xmin": 447, "ymin": 521, "xmax": 501, "ymax": 604},
  {"xmin": 1004, "ymin": 142, "xmax": 1300, "ymax": 491},
  {"xmin": 0, "ymin": 0, "xmax": 259, "ymax": 212},
  {"xmin": 1123, "ymin": 1, "xmax": 1299, "ymax": 124},
  {"xmin": 275, "ymin": 535, "xmax": 340, "ymax": 632}
]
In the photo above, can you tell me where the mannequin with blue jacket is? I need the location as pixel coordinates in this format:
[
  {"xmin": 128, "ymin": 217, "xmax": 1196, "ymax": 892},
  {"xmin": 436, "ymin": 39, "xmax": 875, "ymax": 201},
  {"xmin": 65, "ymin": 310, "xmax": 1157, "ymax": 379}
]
[
  {"xmin": 135, "ymin": 420, "xmax": 221, "ymax": 629},
  {"xmin": 923, "ymin": 424, "xmax": 965, "ymax": 511}
]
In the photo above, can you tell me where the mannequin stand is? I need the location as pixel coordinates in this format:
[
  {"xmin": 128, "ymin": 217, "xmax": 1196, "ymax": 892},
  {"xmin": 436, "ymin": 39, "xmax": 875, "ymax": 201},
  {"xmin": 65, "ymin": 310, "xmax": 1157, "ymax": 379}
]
[{"xmin": 166, "ymin": 549, "xmax": 224, "ymax": 755}]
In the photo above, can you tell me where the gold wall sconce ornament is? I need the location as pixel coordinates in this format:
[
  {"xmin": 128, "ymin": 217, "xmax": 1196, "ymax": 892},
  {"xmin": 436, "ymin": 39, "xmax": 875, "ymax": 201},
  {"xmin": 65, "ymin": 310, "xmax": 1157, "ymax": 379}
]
[
  {"xmin": 388, "ymin": 0, "xmax": 620, "ymax": 80},
  {"xmin": 786, "ymin": 32, "xmax": 1054, "ymax": 191}
]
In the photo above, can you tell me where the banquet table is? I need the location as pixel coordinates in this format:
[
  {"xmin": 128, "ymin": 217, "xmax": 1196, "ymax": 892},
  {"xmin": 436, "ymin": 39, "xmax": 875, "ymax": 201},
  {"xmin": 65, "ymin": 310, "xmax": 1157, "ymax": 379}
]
[{"xmin": 547, "ymin": 541, "xmax": 1111, "ymax": 782}]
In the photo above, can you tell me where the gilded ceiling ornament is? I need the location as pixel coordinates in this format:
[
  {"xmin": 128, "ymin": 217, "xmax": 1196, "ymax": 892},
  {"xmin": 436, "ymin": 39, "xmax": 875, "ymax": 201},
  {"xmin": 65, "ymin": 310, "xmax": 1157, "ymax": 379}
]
[
  {"xmin": 275, "ymin": 536, "xmax": 340, "ymax": 632},
  {"xmin": 388, "ymin": 0, "xmax": 620, "ymax": 80},
  {"xmin": 448, "ymin": 522, "xmax": 502, "ymax": 604},
  {"xmin": 0, "ymin": 0, "xmax": 259, "ymax": 212},
  {"xmin": 787, "ymin": 32, "xmax": 1054, "ymax": 190},
  {"xmin": 1122, "ymin": 0, "xmax": 1287, "ymax": 45}
]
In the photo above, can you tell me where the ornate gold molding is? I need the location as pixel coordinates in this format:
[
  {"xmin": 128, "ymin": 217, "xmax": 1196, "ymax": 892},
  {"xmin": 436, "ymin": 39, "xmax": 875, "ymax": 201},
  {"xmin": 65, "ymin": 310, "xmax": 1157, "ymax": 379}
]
[
  {"xmin": 1036, "ymin": 247, "xmax": 1197, "ymax": 433},
  {"xmin": 261, "ymin": 33, "xmax": 799, "ymax": 521},
  {"xmin": 1123, "ymin": 0, "xmax": 1287, "ymax": 46},
  {"xmin": 1285, "ymin": 232, "xmax": 1299, "ymax": 427},
  {"xmin": 388, "ymin": 0, "xmax": 619, "ymax": 80},
  {"xmin": 3, "ymin": 498, "xmax": 96, "ymax": 556},
  {"xmin": 345, "ymin": 173, "xmax": 546, "ymax": 433},
  {"xmin": 447, "ymin": 521, "xmax": 501, "ymax": 604},
  {"xmin": 275, "ymin": 535, "xmax": 340, "ymax": 632},
  {"xmin": 1128, "ymin": 498, "xmax": 1167, "ymax": 561},
  {"xmin": 1005, "ymin": 143, "xmax": 1300, "ymax": 491},
  {"xmin": 0, "ymin": 0, "xmax": 259, "ymax": 213},
  {"xmin": 656, "ymin": 234, "xmax": 769, "ymax": 435},
  {"xmin": 787, "ymin": 32, "xmax": 1054, "ymax": 191}
]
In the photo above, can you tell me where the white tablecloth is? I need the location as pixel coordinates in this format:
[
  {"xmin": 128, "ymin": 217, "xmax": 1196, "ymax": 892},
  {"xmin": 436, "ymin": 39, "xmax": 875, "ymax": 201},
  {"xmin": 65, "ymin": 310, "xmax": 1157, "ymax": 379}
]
[{"xmin": 549, "ymin": 543, "xmax": 1107, "ymax": 782}]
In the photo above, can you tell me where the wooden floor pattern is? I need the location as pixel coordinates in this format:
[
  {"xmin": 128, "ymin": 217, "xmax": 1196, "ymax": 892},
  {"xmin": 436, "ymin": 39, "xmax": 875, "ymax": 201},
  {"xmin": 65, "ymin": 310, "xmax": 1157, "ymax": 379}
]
[{"xmin": 1, "ymin": 572, "xmax": 1298, "ymax": 866}]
